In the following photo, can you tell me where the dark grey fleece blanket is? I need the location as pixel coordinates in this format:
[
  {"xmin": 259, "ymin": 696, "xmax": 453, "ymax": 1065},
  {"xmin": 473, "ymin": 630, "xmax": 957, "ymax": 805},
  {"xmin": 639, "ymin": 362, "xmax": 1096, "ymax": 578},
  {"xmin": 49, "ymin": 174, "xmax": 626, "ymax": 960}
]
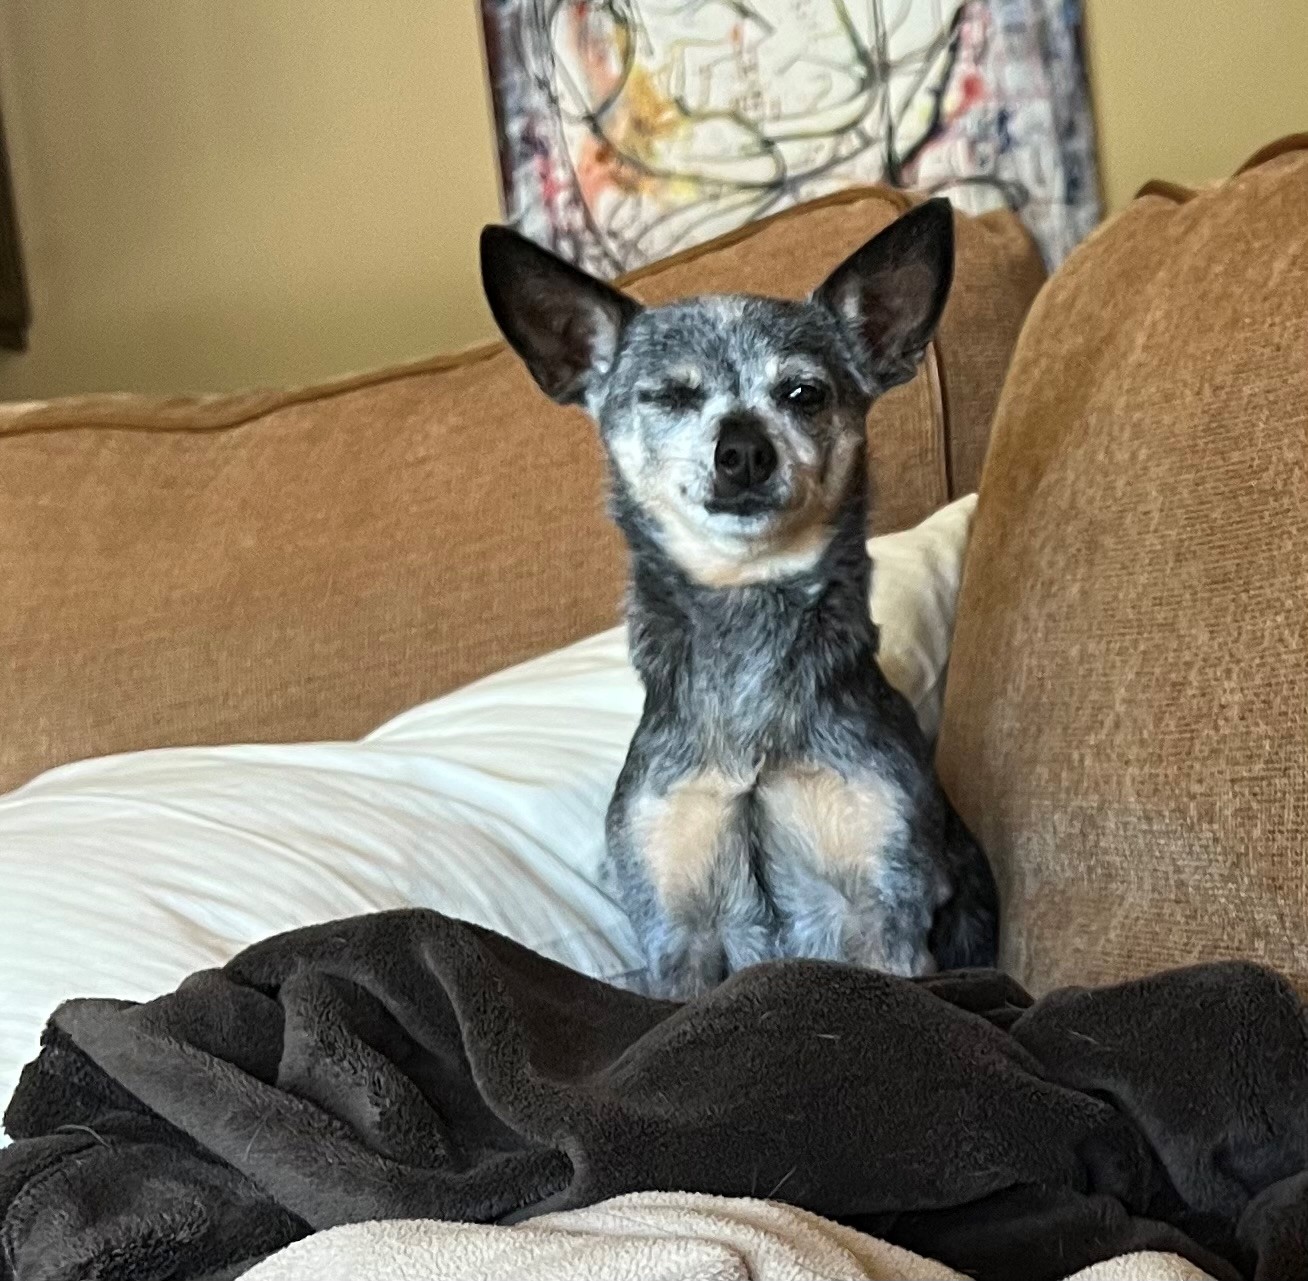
[{"xmin": 3, "ymin": 910, "xmax": 1307, "ymax": 1281}]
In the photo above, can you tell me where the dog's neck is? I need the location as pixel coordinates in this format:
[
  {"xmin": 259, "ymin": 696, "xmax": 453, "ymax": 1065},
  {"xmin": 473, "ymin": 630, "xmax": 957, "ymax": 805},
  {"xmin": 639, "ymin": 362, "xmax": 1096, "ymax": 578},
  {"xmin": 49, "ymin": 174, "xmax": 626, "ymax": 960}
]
[{"xmin": 614, "ymin": 476, "xmax": 880, "ymax": 703}]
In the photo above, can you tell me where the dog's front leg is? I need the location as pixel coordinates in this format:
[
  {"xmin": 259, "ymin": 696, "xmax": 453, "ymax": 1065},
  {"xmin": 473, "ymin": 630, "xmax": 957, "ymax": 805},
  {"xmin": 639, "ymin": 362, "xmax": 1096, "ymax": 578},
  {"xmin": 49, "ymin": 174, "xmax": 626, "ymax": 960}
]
[
  {"xmin": 606, "ymin": 765, "xmax": 775, "ymax": 999},
  {"xmin": 756, "ymin": 763, "xmax": 938, "ymax": 977}
]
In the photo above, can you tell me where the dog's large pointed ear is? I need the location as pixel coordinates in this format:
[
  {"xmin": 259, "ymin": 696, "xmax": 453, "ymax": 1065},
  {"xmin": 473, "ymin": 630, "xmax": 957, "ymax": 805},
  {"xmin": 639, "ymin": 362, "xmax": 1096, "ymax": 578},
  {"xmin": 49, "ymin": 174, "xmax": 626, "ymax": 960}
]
[
  {"xmin": 480, "ymin": 226, "xmax": 641, "ymax": 405},
  {"xmin": 813, "ymin": 197, "xmax": 954, "ymax": 390}
]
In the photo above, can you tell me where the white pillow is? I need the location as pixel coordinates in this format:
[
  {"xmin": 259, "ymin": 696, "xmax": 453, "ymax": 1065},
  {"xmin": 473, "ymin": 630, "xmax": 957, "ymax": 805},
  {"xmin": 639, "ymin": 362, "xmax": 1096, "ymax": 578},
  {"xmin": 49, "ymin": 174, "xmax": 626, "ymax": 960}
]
[{"xmin": 0, "ymin": 495, "xmax": 975, "ymax": 1114}]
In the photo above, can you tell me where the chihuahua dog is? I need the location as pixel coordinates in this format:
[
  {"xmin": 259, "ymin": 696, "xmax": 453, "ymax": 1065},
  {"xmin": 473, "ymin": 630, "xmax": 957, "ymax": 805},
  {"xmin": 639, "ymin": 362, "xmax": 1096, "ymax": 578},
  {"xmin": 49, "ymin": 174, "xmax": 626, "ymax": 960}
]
[{"xmin": 481, "ymin": 199, "xmax": 998, "ymax": 997}]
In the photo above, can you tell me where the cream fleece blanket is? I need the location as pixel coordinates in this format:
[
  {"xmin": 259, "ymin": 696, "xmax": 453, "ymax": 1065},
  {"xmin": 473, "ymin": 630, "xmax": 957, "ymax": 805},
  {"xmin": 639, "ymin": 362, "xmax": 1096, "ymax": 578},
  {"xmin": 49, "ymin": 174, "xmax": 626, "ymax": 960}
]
[{"xmin": 242, "ymin": 1192, "xmax": 1215, "ymax": 1281}]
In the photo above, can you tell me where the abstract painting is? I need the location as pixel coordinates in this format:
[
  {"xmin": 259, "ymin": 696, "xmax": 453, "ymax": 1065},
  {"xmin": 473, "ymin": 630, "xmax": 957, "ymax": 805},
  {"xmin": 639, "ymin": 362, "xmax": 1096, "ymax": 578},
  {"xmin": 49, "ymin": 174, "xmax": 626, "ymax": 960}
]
[{"xmin": 480, "ymin": 0, "xmax": 1099, "ymax": 275}]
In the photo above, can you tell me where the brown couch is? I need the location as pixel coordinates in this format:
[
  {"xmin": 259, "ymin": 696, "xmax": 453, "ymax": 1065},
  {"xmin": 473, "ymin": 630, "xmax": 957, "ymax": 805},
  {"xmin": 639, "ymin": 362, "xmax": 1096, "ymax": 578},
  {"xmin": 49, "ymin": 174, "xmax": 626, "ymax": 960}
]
[
  {"xmin": 3, "ymin": 137, "xmax": 1306, "ymax": 996},
  {"xmin": 937, "ymin": 135, "xmax": 1308, "ymax": 993},
  {"xmin": 0, "ymin": 187, "xmax": 1043, "ymax": 794}
]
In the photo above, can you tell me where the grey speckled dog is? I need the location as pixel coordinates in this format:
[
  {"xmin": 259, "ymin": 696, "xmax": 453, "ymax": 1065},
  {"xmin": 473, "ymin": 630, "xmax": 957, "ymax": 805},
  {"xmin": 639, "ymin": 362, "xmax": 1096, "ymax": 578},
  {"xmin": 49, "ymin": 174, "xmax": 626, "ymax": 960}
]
[{"xmin": 481, "ymin": 199, "xmax": 998, "ymax": 998}]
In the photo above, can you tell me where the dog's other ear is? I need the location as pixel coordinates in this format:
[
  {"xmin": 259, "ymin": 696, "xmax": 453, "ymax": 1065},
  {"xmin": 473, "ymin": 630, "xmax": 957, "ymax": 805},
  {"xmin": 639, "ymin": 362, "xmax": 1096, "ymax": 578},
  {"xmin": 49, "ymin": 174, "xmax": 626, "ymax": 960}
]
[
  {"xmin": 813, "ymin": 197, "xmax": 954, "ymax": 390},
  {"xmin": 480, "ymin": 226, "xmax": 641, "ymax": 405}
]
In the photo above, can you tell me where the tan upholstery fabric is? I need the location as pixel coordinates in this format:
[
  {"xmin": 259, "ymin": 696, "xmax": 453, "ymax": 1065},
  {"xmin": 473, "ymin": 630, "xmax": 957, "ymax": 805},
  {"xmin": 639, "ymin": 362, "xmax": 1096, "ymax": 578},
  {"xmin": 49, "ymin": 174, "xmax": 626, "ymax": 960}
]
[
  {"xmin": 0, "ymin": 188, "xmax": 1042, "ymax": 792},
  {"xmin": 937, "ymin": 139, "xmax": 1308, "ymax": 993}
]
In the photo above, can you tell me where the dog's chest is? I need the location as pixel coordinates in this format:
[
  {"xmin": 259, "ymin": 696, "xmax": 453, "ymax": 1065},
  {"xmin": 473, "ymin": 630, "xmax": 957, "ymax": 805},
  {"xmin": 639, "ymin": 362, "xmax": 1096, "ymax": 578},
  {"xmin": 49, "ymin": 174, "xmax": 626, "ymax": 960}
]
[
  {"xmin": 624, "ymin": 582, "xmax": 915, "ymax": 899},
  {"xmin": 630, "ymin": 757, "xmax": 909, "ymax": 909}
]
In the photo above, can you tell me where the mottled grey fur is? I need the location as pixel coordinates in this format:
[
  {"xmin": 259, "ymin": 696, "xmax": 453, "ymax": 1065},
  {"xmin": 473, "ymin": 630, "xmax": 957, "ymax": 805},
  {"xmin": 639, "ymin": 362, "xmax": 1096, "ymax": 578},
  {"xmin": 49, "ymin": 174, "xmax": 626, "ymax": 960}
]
[{"xmin": 481, "ymin": 201, "xmax": 998, "ymax": 998}]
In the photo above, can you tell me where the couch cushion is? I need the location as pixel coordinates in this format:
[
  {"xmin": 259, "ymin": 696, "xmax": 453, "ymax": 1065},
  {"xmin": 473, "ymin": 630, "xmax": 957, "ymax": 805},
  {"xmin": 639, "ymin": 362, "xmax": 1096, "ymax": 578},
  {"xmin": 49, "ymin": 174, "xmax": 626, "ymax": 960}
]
[
  {"xmin": 936, "ymin": 138, "xmax": 1308, "ymax": 992},
  {"xmin": 0, "ymin": 188, "xmax": 1042, "ymax": 792}
]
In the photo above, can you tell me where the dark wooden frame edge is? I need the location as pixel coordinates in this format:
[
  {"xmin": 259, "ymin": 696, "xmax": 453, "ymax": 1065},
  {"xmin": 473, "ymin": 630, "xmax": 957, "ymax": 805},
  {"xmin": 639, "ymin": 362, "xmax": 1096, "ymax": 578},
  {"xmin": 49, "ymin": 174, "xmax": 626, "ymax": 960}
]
[{"xmin": 0, "ymin": 107, "xmax": 29, "ymax": 352}]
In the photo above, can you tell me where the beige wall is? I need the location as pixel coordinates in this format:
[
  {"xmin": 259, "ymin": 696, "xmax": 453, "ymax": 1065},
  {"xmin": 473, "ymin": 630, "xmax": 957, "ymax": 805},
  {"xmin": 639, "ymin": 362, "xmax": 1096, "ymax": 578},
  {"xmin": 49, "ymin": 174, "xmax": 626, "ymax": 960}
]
[
  {"xmin": 1, "ymin": 3, "xmax": 1304, "ymax": 398},
  {"xmin": 1086, "ymin": 0, "xmax": 1308, "ymax": 211},
  {"xmin": 0, "ymin": 1, "xmax": 502, "ymax": 399}
]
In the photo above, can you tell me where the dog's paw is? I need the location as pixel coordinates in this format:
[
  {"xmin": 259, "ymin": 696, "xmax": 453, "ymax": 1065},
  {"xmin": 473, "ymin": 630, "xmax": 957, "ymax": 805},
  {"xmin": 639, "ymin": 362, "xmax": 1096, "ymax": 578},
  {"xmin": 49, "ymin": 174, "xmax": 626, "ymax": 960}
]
[
  {"xmin": 774, "ymin": 877, "xmax": 936, "ymax": 977},
  {"xmin": 841, "ymin": 930, "xmax": 936, "ymax": 978},
  {"xmin": 649, "ymin": 915, "xmax": 781, "ymax": 998},
  {"xmin": 651, "ymin": 937, "xmax": 728, "ymax": 1001}
]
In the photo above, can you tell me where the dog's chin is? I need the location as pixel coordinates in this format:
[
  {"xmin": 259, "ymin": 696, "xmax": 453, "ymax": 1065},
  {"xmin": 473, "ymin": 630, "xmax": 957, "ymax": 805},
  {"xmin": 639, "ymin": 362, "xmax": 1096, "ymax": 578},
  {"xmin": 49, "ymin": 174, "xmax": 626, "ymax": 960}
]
[
  {"xmin": 650, "ymin": 489, "xmax": 834, "ymax": 588},
  {"xmin": 701, "ymin": 503, "xmax": 783, "ymax": 540}
]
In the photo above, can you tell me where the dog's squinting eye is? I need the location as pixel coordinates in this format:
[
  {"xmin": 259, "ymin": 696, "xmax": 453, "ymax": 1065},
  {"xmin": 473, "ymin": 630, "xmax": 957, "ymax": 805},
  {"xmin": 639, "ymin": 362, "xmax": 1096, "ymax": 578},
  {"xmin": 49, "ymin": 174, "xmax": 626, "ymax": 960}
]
[
  {"xmin": 638, "ymin": 383, "xmax": 704, "ymax": 413},
  {"xmin": 776, "ymin": 381, "xmax": 828, "ymax": 413}
]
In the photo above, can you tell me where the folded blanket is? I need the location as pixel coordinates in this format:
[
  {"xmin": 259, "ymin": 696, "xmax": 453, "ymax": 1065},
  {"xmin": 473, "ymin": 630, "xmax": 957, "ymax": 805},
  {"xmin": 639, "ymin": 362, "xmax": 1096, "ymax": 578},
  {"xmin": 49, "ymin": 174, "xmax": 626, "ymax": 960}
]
[
  {"xmin": 240, "ymin": 1191, "xmax": 1216, "ymax": 1281},
  {"xmin": 2, "ymin": 909, "xmax": 1306, "ymax": 1281}
]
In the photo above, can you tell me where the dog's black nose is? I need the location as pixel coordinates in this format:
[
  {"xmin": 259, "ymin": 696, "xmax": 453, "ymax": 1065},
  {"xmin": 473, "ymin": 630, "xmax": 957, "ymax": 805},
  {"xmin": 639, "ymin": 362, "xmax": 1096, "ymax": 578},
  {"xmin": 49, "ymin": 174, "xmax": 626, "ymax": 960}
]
[{"xmin": 713, "ymin": 417, "xmax": 777, "ymax": 495}]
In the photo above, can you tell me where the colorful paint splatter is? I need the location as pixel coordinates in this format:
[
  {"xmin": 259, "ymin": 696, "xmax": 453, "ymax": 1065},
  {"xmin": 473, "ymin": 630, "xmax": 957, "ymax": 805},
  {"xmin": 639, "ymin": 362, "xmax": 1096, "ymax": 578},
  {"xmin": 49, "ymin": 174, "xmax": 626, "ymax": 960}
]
[{"xmin": 480, "ymin": 0, "xmax": 1099, "ymax": 275}]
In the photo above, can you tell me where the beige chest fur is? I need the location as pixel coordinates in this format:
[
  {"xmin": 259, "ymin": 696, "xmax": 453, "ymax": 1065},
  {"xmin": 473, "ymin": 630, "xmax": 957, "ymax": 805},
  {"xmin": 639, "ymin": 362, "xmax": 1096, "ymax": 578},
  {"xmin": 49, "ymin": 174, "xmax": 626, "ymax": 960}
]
[{"xmin": 629, "ymin": 762, "xmax": 908, "ymax": 907}]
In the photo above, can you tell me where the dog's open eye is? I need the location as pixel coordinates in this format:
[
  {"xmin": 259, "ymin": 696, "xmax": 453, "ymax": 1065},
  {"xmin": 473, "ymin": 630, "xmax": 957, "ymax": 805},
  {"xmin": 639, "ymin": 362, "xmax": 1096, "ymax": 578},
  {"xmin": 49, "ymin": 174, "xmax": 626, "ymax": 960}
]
[
  {"xmin": 638, "ymin": 383, "xmax": 704, "ymax": 413},
  {"xmin": 776, "ymin": 381, "xmax": 828, "ymax": 414}
]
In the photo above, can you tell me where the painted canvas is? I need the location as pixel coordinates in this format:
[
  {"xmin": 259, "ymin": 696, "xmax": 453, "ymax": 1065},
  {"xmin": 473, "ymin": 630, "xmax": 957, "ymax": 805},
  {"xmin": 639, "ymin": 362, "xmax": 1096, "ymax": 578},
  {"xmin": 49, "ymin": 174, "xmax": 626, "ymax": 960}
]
[{"xmin": 480, "ymin": 0, "xmax": 1099, "ymax": 276}]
